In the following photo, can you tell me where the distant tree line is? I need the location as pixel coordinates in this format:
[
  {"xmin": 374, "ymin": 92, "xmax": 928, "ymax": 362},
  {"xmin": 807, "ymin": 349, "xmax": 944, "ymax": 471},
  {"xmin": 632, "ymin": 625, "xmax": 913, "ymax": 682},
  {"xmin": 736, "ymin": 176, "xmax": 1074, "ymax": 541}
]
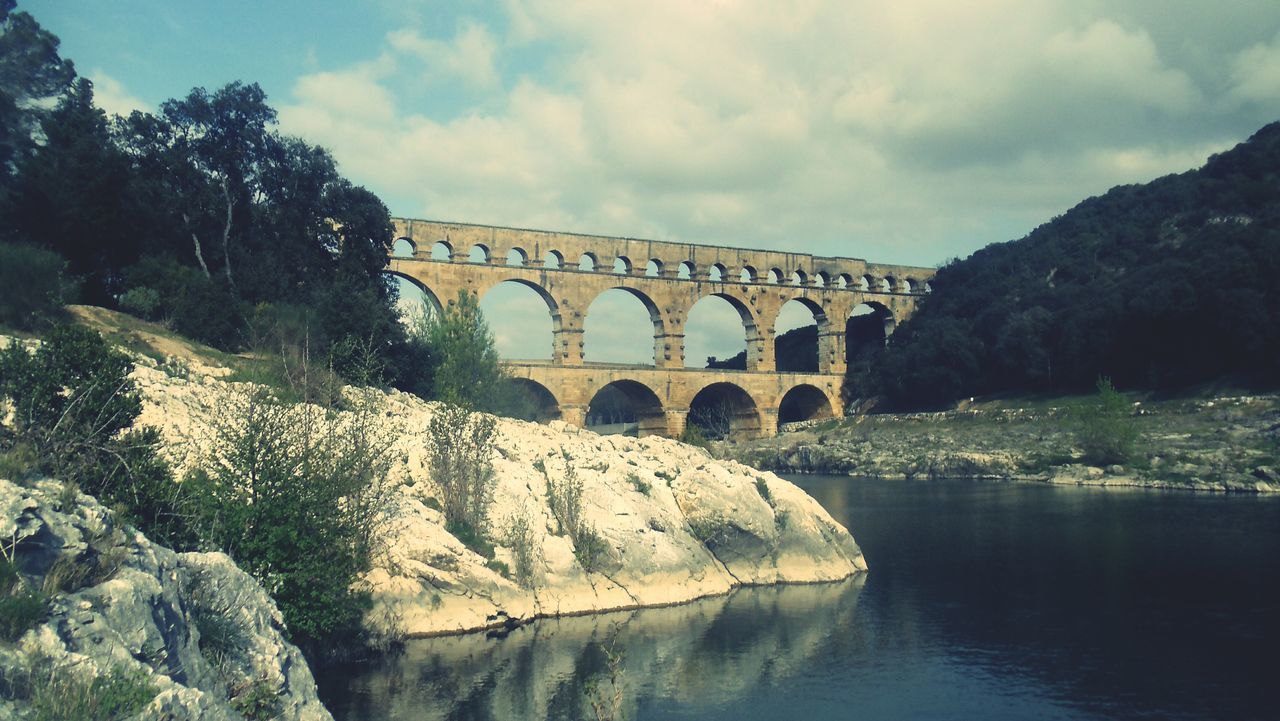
[{"xmin": 854, "ymin": 121, "xmax": 1280, "ymax": 410}]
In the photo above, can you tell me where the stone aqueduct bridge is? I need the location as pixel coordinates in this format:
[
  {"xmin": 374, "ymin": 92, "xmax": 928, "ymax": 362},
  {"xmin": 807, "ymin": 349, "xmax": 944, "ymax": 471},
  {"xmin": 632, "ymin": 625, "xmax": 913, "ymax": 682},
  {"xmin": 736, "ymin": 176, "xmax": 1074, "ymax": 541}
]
[{"xmin": 388, "ymin": 219, "xmax": 935, "ymax": 438}]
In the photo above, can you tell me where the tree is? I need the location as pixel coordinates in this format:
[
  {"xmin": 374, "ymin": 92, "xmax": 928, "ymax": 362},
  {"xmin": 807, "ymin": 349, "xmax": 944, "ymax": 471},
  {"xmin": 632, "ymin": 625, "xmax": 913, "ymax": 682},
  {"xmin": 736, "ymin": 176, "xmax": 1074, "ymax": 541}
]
[
  {"xmin": 423, "ymin": 290, "xmax": 506, "ymax": 411},
  {"xmin": 0, "ymin": 0, "xmax": 75, "ymax": 197}
]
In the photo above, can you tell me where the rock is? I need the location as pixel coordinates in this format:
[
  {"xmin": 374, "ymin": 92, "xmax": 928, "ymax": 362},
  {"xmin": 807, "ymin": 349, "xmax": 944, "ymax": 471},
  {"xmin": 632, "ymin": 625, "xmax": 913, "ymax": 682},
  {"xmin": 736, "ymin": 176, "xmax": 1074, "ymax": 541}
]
[
  {"xmin": 125, "ymin": 356, "xmax": 867, "ymax": 639},
  {"xmin": 0, "ymin": 479, "xmax": 332, "ymax": 721},
  {"xmin": 1252, "ymin": 465, "xmax": 1279, "ymax": 484}
]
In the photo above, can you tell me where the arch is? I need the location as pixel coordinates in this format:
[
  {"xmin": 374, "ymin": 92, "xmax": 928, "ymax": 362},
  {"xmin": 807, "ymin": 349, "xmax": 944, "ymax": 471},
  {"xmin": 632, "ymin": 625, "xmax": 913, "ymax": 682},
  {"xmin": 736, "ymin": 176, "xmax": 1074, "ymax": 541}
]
[
  {"xmin": 924, "ymin": 280, "xmax": 933, "ymax": 293},
  {"xmin": 858, "ymin": 275, "xmax": 873, "ymax": 292},
  {"xmin": 884, "ymin": 275, "xmax": 898, "ymax": 293},
  {"xmin": 503, "ymin": 378, "xmax": 562, "ymax": 423},
  {"xmin": 778, "ymin": 384, "xmax": 835, "ymax": 425},
  {"xmin": 543, "ymin": 250, "xmax": 563, "ymax": 269},
  {"xmin": 578, "ymin": 252, "xmax": 597, "ymax": 271},
  {"xmin": 835, "ymin": 273, "xmax": 850, "ymax": 289},
  {"xmin": 903, "ymin": 277, "xmax": 919, "ymax": 293},
  {"xmin": 479, "ymin": 279, "xmax": 560, "ymax": 360},
  {"xmin": 505, "ymin": 247, "xmax": 528, "ymax": 267},
  {"xmin": 814, "ymin": 272, "xmax": 829, "ymax": 288},
  {"xmin": 846, "ymin": 301, "xmax": 895, "ymax": 362},
  {"xmin": 645, "ymin": 259, "xmax": 663, "ymax": 277},
  {"xmin": 587, "ymin": 380, "xmax": 666, "ymax": 437},
  {"xmin": 583, "ymin": 287, "xmax": 664, "ymax": 364},
  {"xmin": 739, "ymin": 266, "xmax": 757, "ymax": 283},
  {"xmin": 686, "ymin": 292, "xmax": 757, "ymax": 370},
  {"xmin": 677, "ymin": 261, "xmax": 695, "ymax": 280},
  {"xmin": 767, "ymin": 268, "xmax": 783, "ymax": 284},
  {"xmin": 468, "ymin": 244, "xmax": 490, "ymax": 264},
  {"xmin": 772, "ymin": 298, "xmax": 826, "ymax": 373},
  {"xmin": 612, "ymin": 256, "xmax": 632, "ymax": 275},
  {"xmin": 385, "ymin": 270, "xmax": 444, "ymax": 318},
  {"xmin": 392, "ymin": 237, "xmax": 416, "ymax": 258},
  {"xmin": 789, "ymin": 270, "xmax": 807, "ymax": 286},
  {"xmin": 429, "ymin": 241, "xmax": 452, "ymax": 261},
  {"xmin": 708, "ymin": 263, "xmax": 725, "ymax": 282},
  {"xmin": 687, "ymin": 382, "xmax": 762, "ymax": 440}
]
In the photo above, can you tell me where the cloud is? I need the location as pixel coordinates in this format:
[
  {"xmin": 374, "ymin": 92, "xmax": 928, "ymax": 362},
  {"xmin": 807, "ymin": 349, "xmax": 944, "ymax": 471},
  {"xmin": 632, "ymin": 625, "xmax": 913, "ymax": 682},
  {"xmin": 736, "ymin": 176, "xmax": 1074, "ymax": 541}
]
[
  {"xmin": 1230, "ymin": 32, "xmax": 1280, "ymax": 105},
  {"xmin": 88, "ymin": 69, "xmax": 149, "ymax": 116},
  {"xmin": 387, "ymin": 21, "xmax": 500, "ymax": 89},
  {"xmin": 278, "ymin": 0, "xmax": 1275, "ymax": 271}
]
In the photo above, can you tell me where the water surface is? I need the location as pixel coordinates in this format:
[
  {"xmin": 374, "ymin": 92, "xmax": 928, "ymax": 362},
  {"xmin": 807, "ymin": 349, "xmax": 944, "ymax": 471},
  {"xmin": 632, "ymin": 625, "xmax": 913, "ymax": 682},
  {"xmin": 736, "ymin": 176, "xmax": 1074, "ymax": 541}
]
[{"xmin": 320, "ymin": 477, "xmax": 1280, "ymax": 720}]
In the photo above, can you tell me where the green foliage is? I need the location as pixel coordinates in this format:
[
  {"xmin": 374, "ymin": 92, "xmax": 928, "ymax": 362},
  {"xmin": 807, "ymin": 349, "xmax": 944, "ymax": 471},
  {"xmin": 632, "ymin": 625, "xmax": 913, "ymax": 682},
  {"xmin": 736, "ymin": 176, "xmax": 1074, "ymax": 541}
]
[
  {"xmin": 865, "ymin": 122, "xmax": 1280, "ymax": 409},
  {"xmin": 754, "ymin": 477, "xmax": 773, "ymax": 505},
  {"xmin": 0, "ymin": 243, "xmax": 70, "ymax": 330},
  {"xmin": 418, "ymin": 290, "xmax": 506, "ymax": 411},
  {"xmin": 1074, "ymin": 377, "xmax": 1140, "ymax": 466},
  {"xmin": 0, "ymin": 325, "xmax": 195, "ymax": 549},
  {"xmin": 626, "ymin": 473, "xmax": 651, "ymax": 496},
  {"xmin": 0, "ymin": 0, "xmax": 75, "ymax": 196},
  {"xmin": 0, "ymin": 559, "xmax": 45, "ymax": 643},
  {"xmin": 188, "ymin": 384, "xmax": 394, "ymax": 656},
  {"xmin": 426, "ymin": 401, "xmax": 497, "ymax": 533},
  {"xmin": 229, "ymin": 677, "xmax": 282, "ymax": 721},
  {"xmin": 24, "ymin": 662, "xmax": 157, "ymax": 721},
  {"xmin": 546, "ymin": 463, "xmax": 610, "ymax": 573},
  {"xmin": 504, "ymin": 506, "xmax": 540, "ymax": 588},
  {"xmin": 679, "ymin": 423, "xmax": 709, "ymax": 449}
]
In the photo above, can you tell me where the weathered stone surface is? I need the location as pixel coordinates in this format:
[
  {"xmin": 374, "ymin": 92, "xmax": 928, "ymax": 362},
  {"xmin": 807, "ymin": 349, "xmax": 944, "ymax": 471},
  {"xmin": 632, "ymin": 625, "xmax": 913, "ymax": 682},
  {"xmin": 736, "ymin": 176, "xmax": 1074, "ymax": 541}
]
[
  {"xmin": 128, "ymin": 354, "xmax": 866, "ymax": 639},
  {"xmin": 0, "ymin": 479, "xmax": 331, "ymax": 721}
]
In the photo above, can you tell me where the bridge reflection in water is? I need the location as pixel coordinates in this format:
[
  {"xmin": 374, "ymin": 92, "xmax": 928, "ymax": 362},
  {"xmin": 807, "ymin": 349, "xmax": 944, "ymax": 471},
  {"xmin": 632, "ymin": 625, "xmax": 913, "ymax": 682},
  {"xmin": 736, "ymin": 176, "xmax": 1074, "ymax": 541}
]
[
  {"xmin": 389, "ymin": 218, "xmax": 934, "ymax": 437},
  {"xmin": 318, "ymin": 576, "xmax": 865, "ymax": 721}
]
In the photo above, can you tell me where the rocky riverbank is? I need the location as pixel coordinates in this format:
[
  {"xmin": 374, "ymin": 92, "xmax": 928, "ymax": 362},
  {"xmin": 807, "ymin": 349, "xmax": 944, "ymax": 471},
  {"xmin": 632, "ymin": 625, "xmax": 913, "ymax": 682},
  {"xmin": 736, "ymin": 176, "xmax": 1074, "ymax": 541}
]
[
  {"xmin": 0, "ymin": 478, "xmax": 332, "ymax": 721},
  {"xmin": 120, "ymin": 352, "xmax": 864, "ymax": 639},
  {"xmin": 732, "ymin": 395, "xmax": 1280, "ymax": 493}
]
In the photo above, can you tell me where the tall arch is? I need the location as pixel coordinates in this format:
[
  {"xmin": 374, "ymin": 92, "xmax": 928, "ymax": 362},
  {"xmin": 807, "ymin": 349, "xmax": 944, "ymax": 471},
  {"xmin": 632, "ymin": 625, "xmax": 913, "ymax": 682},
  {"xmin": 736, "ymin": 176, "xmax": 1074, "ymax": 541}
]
[
  {"xmin": 587, "ymin": 380, "xmax": 666, "ymax": 436},
  {"xmin": 687, "ymin": 382, "xmax": 762, "ymax": 439},
  {"xmin": 771, "ymin": 298, "xmax": 827, "ymax": 373},
  {"xmin": 583, "ymin": 287, "xmax": 665, "ymax": 365},
  {"xmin": 429, "ymin": 241, "xmax": 452, "ymax": 261},
  {"xmin": 385, "ymin": 271, "xmax": 444, "ymax": 317},
  {"xmin": 778, "ymin": 384, "xmax": 835, "ymax": 425},
  {"xmin": 686, "ymin": 293, "xmax": 758, "ymax": 370},
  {"xmin": 847, "ymin": 301, "xmax": 895, "ymax": 362},
  {"xmin": 479, "ymin": 279, "xmax": 560, "ymax": 361}
]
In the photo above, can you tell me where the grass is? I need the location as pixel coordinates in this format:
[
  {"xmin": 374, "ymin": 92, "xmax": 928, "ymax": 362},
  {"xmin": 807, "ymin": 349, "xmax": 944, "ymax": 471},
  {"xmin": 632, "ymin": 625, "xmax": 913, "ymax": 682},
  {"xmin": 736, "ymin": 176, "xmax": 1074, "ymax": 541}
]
[{"xmin": 20, "ymin": 659, "xmax": 157, "ymax": 721}]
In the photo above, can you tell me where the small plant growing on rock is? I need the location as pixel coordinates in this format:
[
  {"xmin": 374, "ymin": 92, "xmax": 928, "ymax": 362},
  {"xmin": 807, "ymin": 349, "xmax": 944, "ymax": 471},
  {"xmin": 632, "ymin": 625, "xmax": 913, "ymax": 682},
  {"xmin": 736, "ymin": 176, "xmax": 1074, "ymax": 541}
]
[
  {"xmin": 626, "ymin": 473, "xmax": 651, "ymax": 496},
  {"xmin": 505, "ymin": 505, "xmax": 541, "ymax": 588},
  {"xmin": 426, "ymin": 402, "xmax": 497, "ymax": 546},
  {"xmin": 547, "ymin": 464, "xmax": 610, "ymax": 572},
  {"xmin": 754, "ymin": 477, "xmax": 773, "ymax": 505},
  {"xmin": 0, "ymin": 559, "xmax": 46, "ymax": 643}
]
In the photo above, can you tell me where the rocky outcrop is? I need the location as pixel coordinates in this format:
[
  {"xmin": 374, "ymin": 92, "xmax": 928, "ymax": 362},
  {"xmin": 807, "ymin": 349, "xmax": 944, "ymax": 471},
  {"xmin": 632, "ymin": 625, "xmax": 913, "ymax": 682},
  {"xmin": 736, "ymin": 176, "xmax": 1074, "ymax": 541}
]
[
  {"xmin": 732, "ymin": 396, "xmax": 1280, "ymax": 493},
  {"xmin": 0, "ymin": 478, "xmax": 332, "ymax": 721},
  {"xmin": 125, "ymin": 356, "xmax": 866, "ymax": 638}
]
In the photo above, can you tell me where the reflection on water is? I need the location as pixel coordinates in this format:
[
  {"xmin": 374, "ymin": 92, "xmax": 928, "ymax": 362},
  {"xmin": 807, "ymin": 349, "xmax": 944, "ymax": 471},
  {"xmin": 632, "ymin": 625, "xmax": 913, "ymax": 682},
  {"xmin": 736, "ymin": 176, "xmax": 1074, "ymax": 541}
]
[
  {"xmin": 321, "ymin": 579, "xmax": 864, "ymax": 721},
  {"xmin": 322, "ymin": 477, "xmax": 1280, "ymax": 721}
]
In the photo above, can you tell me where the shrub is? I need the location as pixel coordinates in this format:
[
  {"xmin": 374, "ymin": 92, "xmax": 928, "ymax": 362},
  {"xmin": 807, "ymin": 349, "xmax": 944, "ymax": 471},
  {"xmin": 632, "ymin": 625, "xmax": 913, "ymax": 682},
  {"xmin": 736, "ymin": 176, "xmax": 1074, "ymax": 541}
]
[
  {"xmin": 678, "ymin": 423, "xmax": 709, "ymax": 449},
  {"xmin": 1075, "ymin": 377, "xmax": 1140, "ymax": 466},
  {"xmin": 0, "ymin": 559, "xmax": 47, "ymax": 644},
  {"xmin": 426, "ymin": 402, "xmax": 497, "ymax": 534},
  {"xmin": 546, "ymin": 463, "xmax": 610, "ymax": 573},
  {"xmin": 504, "ymin": 506, "xmax": 540, "ymax": 588},
  {"xmin": 117, "ymin": 286, "xmax": 161, "ymax": 320},
  {"xmin": 0, "ymin": 243, "xmax": 71, "ymax": 331},
  {"xmin": 25, "ymin": 662, "xmax": 156, "ymax": 721},
  {"xmin": 626, "ymin": 473, "xmax": 651, "ymax": 496},
  {"xmin": 189, "ymin": 384, "xmax": 394, "ymax": 657},
  {"xmin": 0, "ymin": 325, "xmax": 195, "ymax": 549}
]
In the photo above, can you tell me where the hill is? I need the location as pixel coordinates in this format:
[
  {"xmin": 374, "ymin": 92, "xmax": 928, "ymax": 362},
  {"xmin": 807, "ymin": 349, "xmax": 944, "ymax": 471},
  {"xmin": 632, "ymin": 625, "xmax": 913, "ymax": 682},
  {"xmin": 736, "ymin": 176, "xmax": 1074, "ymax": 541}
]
[{"xmin": 867, "ymin": 121, "xmax": 1280, "ymax": 409}]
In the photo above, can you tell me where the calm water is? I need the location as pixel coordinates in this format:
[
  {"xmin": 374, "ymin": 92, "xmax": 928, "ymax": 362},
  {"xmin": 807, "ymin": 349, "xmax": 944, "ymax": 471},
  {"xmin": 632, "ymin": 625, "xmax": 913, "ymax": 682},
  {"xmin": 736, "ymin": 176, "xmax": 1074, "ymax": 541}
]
[{"xmin": 319, "ymin": 476, "xmax": 1280, "ymax": 720}]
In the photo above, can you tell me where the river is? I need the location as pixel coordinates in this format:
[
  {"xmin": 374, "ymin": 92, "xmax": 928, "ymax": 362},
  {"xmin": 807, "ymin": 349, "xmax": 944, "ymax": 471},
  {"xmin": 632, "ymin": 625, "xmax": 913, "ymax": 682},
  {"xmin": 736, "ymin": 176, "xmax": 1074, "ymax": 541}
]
[{"xmin": 318, "ymin": 476, "xmax": 1280, "ymax": 720}]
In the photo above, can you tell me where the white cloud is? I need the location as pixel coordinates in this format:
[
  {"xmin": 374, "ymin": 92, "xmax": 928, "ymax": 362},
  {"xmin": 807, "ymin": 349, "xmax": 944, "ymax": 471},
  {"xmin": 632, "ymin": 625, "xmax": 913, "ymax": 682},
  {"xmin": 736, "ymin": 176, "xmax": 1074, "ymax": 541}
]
[
  {"xmin": 1230, "ymin": 32, "xmax": 1280, "ymax": 105},
  {"xmin": 88, "ymin": 69, "xmax": 148, "ymax": 116},
  {"xmin": 387, "ymin": 21, "xmax": 500, "ymax": 89}
]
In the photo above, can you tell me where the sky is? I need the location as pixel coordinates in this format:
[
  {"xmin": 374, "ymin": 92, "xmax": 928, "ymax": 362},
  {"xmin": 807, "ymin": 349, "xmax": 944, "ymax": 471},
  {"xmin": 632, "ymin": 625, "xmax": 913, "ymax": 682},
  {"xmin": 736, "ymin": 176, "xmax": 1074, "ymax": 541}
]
[{"xmin": 24, "ymin": 0, "xmax": 1280, "ymax": 365}]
